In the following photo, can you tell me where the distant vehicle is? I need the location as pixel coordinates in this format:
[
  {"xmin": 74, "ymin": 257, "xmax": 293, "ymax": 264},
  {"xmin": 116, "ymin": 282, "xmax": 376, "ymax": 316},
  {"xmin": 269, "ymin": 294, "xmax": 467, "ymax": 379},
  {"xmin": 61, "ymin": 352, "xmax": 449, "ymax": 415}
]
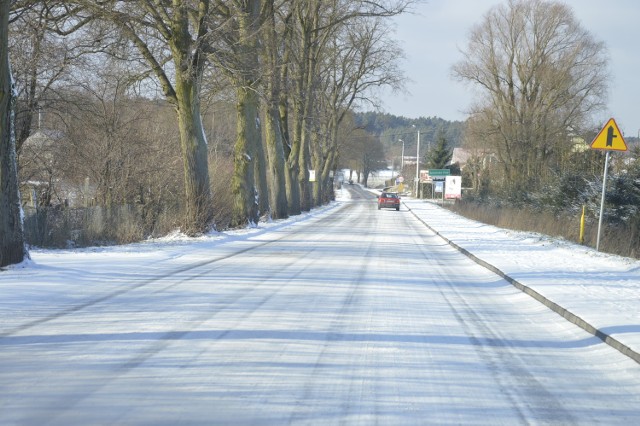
[{"xmin": 377, "ymin": 192, "xmax": 400, "ymax": 211}]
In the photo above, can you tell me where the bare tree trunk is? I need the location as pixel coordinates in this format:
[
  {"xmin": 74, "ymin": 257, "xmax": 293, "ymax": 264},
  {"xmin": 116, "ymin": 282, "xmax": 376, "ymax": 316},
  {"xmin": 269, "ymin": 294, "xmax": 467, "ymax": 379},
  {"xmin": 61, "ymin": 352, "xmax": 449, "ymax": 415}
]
[
  {"xmin": 264, "ymin": 104, "xmax": 288, "ymax": 219},
  {"xmin": 261, "ymin": 1, "xmax": 288, "ymax": 220},
  {"xmin": 298, "ymin": 121, "xmax": 312, "ymax": 212},
  {"xmin": 14, "ymin": 5, "xmax": 45, "ymax": 154},
  {"xmin": 174, "ymin": 75, "xmax": 212, "ymax": 233},
  {"xmin": 313, "ymin": 113, "xmax": 342, "ymax": 206},
  {"xmin": 281, "ymin": 110, "xmax": 299, "ymax": 215},
  {"xmin": 311, "ymin": 127, "xmax": 331, "ymax": 207},
  {"xmin": 277, "ymin": 6, "xmax": 298, "ymax": 216},
  {"xmin": 296, "ymin": 4, "xmax": 319, "ymax": 213},
  {"xmin": 288, "ymin": 82, "xmax": 304, "ymax": 215},
  {"xmin": 229, "ymin": 0, "xmax": 264, "ymax": 227},
  {"xmin": 279, "ymin": 67, "xmax": 299, "ymax": 215},
  {"xmin": 254, "ymin": 123, "xmax": 269, "ymax": 219},
  {"xmin": 75, "ymin": 0, "xmax": 215, "ymax": 235},
  {"xmin": 0, "ymin": 0, "xmax": 28, "ymax": 267},
  {"xmin": 231, "ymin": 86, "xmax": 259, "ymax": 227},
  {"xmin": 284, "ymin": 95, "xmax": 300, "ymax": 214},
  {"xmin": 287, "ymin": 0, "xmax": 317, "ymax": 215}
]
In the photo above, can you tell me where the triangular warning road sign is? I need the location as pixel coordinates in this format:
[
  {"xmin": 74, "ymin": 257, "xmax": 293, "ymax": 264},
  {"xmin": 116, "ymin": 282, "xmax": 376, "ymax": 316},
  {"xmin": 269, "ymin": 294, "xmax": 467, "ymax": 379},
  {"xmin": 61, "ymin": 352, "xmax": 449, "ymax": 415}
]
[{"xmin": 590, "ymin": 118, "xmax": 628, "ymax": 151}]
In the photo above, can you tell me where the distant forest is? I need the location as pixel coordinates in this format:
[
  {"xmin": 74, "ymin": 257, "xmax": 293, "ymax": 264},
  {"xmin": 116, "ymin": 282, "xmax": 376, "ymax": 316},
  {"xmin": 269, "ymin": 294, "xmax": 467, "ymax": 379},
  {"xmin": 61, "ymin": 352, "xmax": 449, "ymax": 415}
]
[{"xmin": 353, "ymin": 112, "xmax": 465, "ymax": 156}]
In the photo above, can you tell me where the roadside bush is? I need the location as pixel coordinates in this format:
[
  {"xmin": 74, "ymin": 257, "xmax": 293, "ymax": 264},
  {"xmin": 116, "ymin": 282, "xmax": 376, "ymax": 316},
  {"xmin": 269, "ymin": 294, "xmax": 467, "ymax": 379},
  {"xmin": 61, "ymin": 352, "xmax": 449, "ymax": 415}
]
[
  {"xmin": 606, "ymin": 173, "xmax": 640, "ymax": 224},
  {"xmin": 24, "ymin": 205, "xmax": 145, "ymax": 248},
  {"xmin": 451, "ymin": 157, "xmax": 640, "ymax": 259},
  {"xmin": 23, "ymin": 206, "xmax": 74, "ymax": 248},
  {"xmin": 447, "ymin": 199, "xmax": 639, "ymax": 260},
  {"xmin": 209, "ymin": 155, "xmax": 234, "ymax": 230}
]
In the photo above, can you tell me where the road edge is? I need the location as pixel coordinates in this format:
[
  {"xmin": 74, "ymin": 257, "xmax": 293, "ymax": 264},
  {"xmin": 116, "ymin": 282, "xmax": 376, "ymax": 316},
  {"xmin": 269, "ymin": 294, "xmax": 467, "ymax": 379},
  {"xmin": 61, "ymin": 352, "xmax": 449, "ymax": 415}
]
[{"xmin": 406, "ymin": 202, "xmax": 640, "ymax": 365}]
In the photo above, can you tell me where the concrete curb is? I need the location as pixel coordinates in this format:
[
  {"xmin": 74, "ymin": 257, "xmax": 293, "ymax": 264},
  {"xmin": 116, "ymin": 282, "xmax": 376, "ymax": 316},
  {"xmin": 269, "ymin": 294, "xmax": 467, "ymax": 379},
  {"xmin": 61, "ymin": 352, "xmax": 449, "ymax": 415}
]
[{"xmin": 406, "ymin": 202, "xmax": 640, "ymax": 365}]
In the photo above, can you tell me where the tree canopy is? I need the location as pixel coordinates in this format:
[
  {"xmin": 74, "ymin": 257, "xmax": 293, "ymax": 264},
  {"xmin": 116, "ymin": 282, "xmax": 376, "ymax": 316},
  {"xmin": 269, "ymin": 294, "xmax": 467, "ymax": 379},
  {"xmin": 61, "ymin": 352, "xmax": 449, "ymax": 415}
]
[
  {"xmin": 452, "ymin": 0, "xmax": 609, "ymax": 195},
  {"xmin": 1, "ymin": 0, "xmax": 414, "ymax": 265}
]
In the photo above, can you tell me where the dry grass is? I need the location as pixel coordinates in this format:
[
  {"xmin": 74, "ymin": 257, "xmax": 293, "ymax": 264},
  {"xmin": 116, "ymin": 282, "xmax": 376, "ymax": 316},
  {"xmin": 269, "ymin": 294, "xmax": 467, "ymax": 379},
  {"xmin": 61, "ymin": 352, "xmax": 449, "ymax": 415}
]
[
  {"xmin": 447, "ymin": 201, "xmax": 639, "ymax": 260},
  {"xmin": 24, "ymin": 205, "xmax": 166, "ymax": 248}
]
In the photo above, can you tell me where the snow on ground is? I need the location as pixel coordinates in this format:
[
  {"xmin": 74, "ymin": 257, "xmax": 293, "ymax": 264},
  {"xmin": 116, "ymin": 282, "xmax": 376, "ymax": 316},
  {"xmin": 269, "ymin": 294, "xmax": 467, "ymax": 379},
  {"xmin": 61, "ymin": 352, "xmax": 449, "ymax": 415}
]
[
  {"xmin": 1, "ymin": 185, "xmax": 639, "ymax": 424},
  {"xmin": 4, "ymin": 186, "xmax": 640, "ymax": 365},
  {"xmin": 400, "ymin": 196, "xmax": 640, "ymax": 362}
]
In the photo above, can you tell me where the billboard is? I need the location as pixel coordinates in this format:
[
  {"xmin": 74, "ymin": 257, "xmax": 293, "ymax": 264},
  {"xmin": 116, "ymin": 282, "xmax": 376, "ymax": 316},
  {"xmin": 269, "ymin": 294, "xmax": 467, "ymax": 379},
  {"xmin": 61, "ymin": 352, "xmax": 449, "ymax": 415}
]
[{"xmin": 444, "ymin": 176, "xmax": 462, "ymax": 199}]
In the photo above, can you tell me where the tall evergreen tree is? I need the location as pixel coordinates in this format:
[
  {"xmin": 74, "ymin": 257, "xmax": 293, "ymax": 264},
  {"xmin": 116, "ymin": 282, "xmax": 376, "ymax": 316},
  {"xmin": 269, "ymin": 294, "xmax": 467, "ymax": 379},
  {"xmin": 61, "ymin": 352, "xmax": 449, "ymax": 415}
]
[{"xmin": 426, "ymin": 132, "xmax": 452, "ymax": 169}]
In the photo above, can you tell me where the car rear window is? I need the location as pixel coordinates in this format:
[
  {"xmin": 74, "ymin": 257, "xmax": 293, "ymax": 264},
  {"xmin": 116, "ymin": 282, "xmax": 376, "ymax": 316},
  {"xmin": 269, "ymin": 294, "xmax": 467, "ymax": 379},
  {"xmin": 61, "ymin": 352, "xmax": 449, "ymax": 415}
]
[{"xmin": 381, "ymin": 193, "xmax": 397, "ymax": 198}]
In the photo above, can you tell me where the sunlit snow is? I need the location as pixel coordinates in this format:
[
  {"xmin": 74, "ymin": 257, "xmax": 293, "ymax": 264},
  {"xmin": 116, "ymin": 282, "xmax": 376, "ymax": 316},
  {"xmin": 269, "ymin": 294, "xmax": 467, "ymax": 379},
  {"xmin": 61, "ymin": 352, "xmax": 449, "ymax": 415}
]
[{"xmin": 1, "ymin": 186, "xmax": 639, "ymax": 424}]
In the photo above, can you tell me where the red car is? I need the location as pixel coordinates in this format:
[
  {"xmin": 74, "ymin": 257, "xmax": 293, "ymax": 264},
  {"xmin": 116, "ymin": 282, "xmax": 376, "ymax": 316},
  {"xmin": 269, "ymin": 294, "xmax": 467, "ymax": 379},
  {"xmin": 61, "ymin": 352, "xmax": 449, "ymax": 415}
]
[{"xmin": 378, "ymin": 192, "xmax": 401, "ymax": 211}]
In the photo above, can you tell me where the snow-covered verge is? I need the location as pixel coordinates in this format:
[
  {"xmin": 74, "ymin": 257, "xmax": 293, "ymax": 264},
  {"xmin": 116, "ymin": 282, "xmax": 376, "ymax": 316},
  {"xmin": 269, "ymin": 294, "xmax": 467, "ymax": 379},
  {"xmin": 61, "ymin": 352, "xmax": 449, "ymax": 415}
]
[
  {"xmin": 3, "ymin": 201, "xmax": 343, "ymax": 271},
  {"xmin": 403, "ymin": 198, "xmax": 640, "ymax": 363}
]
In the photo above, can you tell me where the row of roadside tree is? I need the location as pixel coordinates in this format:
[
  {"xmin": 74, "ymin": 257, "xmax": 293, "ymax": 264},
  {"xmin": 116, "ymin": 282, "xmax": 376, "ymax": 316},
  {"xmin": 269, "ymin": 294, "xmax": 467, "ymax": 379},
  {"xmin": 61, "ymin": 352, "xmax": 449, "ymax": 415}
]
[{"xmin": 1, "ymin": 0, "xmax": 412, "ymax": 267}]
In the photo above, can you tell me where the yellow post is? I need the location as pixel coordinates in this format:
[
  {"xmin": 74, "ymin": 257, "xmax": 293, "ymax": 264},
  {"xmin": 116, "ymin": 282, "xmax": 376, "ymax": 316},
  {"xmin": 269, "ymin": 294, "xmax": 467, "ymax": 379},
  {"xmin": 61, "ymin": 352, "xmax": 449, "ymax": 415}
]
[{"xmin": 579, "ymin": 205, "xmax": 586, "ymax": 245}]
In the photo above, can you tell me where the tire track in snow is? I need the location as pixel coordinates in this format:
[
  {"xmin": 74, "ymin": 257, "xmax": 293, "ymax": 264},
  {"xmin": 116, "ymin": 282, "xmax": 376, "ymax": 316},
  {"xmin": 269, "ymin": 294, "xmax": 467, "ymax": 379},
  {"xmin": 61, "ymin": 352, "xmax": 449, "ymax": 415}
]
[
  {"xmin": 406, "ymin": 212, "xmax": 576, "ymax": 424},
  {"xmin": 0, "ymin": 205, "xmax": 347, "ymax": 339},
  {"xmin": 14, "ymin": 213, "xmax": 339, "ymax": 423},
  {"xmin": 286, "ymin": 200, "xmax": 377, "ymax": 423}
]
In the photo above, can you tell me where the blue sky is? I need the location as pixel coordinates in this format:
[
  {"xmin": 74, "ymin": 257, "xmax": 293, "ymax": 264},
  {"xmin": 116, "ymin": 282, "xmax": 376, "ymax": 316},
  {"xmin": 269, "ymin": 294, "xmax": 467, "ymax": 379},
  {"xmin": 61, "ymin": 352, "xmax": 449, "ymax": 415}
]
[{"xmin": 380, "ymin": 0, "xmax": 640, "ymax": 137}]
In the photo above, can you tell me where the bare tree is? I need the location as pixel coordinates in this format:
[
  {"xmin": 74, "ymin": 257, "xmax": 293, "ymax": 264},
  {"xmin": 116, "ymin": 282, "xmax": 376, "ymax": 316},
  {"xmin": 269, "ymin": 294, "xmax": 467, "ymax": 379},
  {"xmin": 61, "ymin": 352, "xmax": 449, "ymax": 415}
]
[
  {"xmin": 58, "ymin": 65, "xmax": 157, "ymax": 207},
  {"xmin": 53, "ymin": 1, "xmax": 215, "ymax": 234},
  {"xmin": 452, "ymin": 0, "xmax": 608, "ymax": 194},
  {"xmin": 1, "ymin": 0, "xmax": 28, "ymax": 267},
  {"xmin": 210, "ymin": 0, "xmax": 409, "ymax": 222},
  {"xmin": 260, "ymin": 0, "xmax": 290, "ymax": 220},
  {"xmin": 359, "ymin": 132, "xmax": 387, "ymax": 188},
  {"xmin": 312, "ymin": 15, "xmax": 404, "ymax": 205},
  {"xmin": 286, "ymin": 0, "xmax": 410, "ymax": 211},
  {"xmin": 339, "ymin": 124, "xmax": 386, "ymax": 188},
  {"xmin": 9, "ymin": 2, "xmax": 72, "ymax": 154},
  {"xmin": 210, "ymin": 0, "xmax": 267, "ymax": 227}
]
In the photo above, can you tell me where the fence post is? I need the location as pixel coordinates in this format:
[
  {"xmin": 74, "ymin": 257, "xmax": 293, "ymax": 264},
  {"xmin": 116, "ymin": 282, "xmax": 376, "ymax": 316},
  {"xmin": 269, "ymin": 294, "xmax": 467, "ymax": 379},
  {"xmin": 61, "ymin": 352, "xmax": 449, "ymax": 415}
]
[{"xmin": 579, "ymin": 205, "xmax": 585, "ymax": 245}]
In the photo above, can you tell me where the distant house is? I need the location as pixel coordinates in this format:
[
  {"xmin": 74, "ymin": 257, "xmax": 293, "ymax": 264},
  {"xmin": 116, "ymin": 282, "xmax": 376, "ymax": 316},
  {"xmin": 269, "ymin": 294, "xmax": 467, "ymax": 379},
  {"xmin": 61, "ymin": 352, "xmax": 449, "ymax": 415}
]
[
  {"xmin": 451, "ymin": 147, "xmax": 472, "ymax": 166},
  {"xmin": 19, "ymin": 129, "xmax": 94, "ymax": 208},
  {"xmin": 571, "ymin": 132, "xmax": 639, "ymax": 166},
  {"xmin": 21, "ymin": 129, "xmax": 61, "ymax": 156},
  {"xmin": 20, "ymin": 129, "xmax": 63, "ymax": 207},
  {"xmin": 450, "ymin": 147, "xmax": 496, "ymax": 169},
  {"xmin": 570, "ymin": 134, "xmax": 589, "ymax": 153}
]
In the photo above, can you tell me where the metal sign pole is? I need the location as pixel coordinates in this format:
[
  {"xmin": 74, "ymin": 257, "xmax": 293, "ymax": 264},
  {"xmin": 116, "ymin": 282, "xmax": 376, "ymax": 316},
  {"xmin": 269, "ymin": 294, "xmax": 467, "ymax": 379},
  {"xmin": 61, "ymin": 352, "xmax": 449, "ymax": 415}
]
[
  {"xmin": 596, "ymin": 150, "xmax": 610, "ymax": 252},
  {"xmin": 415, "ymin": 131, "xmax": 420, "ymax": 198},
  {"xmin": 589, "ymin": 118, "xmax": 627, "ymax": 252}
]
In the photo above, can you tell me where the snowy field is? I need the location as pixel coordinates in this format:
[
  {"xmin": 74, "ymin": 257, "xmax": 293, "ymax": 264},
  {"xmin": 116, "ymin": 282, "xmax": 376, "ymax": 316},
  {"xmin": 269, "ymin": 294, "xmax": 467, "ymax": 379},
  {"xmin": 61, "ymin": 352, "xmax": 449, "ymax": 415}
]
[{"xmin": 1, "ymin": 185, "xmax": 639, "ymax": 424}]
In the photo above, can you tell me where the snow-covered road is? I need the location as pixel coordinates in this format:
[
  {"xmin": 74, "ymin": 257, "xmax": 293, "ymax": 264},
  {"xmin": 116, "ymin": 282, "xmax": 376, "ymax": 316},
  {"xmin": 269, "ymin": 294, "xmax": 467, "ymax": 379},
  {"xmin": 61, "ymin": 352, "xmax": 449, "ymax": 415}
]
[{"xmin": 1, "ymin": 185, "xmax": 639, "ymax": 424}]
